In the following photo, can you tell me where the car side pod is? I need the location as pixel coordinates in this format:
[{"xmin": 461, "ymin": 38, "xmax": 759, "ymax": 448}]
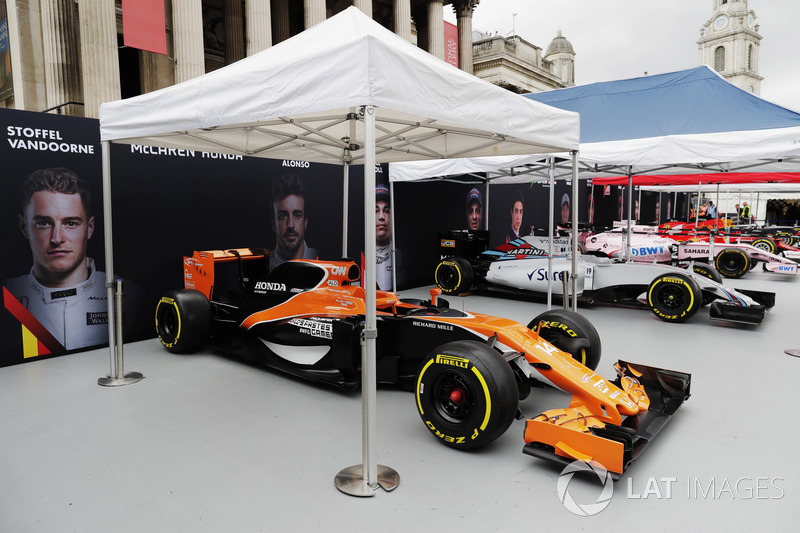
[{"xmin": 522, "ymin": 360, "xmax": 691, "ymax": 479}]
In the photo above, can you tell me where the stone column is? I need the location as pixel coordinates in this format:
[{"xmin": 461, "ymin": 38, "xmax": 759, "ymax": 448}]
[
  {"xmin": 273, "ymin": 0, "xmax": 291, "ymax": 44},
  {"xmin": 393, "ymin": 0, "xmax": 412, "ymax": 42},
  {"xmin": 305, "ymin": 0, "xmax": 326, "ymax": 28},
  {"xmin": 172, "ymin": 0, "xmax": 205, "ymax": 83},
  {"xmin": 452, "ymin": 0, "xmax": 478, "ymax": 74},
  {"xmin": 354, "ymin": 0, "xmax": 372, "ymax": 17},
  {"xmin": 41, "ymin": 0, "xmax": 82, "ymax": 115},
  {"xmin": 77, "ymin": 0, "xmax": 120, "ymax": 118},
  {"xmin": 412, "ymin": 3, "xmax": 429, "ymax": 52},
  {"xmin": 246, "ymin": 0, "xmax": 272, "ymax": 54},
  {"xmin": 428, "ymin": 0, "xmax": 445, "ymax": 60},
  {"xmin": 225, "ymin": 0, "xmax": 245, "ymax": 62}
]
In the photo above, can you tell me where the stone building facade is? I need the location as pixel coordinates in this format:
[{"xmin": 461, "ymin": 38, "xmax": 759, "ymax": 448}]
[{"xmin": 0, "ymin": 0, "xmax": 574, "ymax": 119}]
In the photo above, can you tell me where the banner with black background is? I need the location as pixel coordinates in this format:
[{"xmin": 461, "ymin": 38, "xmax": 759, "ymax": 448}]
[{"xmin": 2, "ymin": 108, "xmax": 650, "ymax": 367}]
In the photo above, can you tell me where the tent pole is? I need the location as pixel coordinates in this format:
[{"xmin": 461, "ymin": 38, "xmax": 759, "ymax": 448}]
[
  {"xmin": 335, "ymin": 105, "xmax": 398, "ymax": 497},
  {"xmin": 625, "ymin": 167, "xmax": 633, "ymax": 262},
  {"xmin": 547, "ymin": 158, "xmax": 554, "ymax": 309},
  {"xmin": 389, "ymin": 180, "xmax": 397, "ymax": 291},
  {"xmin": 483, "ymin": 175, "xmax": 489, "ymax": 229},
  {"xmin": 571, "ymin": 151, "xmax": 578, "ymax": 312},
  {"xmin": 97, "ymin": 141, "xmax": 143, "ymax": 387},
  {"xmin": 342, "ymin": 161, "xmax": 349, "ymax": 258}
]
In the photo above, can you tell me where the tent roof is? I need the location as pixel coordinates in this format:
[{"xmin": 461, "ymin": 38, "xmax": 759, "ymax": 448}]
[
  {"xmin": 99, "ymin": 7, "xmax": 579, "ymax": 165},
  {"xmin": 524, "ymin": 66, "xmax": 800, "ymax": 166}
]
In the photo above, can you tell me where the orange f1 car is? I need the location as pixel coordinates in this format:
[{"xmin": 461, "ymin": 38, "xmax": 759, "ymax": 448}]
[{"xmin": 155, "ymin": 248, "xmax": 691, "ymax": 478}]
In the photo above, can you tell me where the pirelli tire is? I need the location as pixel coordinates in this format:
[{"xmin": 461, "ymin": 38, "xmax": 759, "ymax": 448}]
[
  {"xmin": 714, "ymin": 248, "xmax": 752, "ymax": 279},
  {"xmin": 774, "ymin": 231, "xmax": 798, "ymax": 247},
  {"xmin": 646, "ymin": 273, "xmax": 702, "ymax": 323},
  {"xmin": 415, "ymin": 340, "xmax": 518, "ymax": 450},
  {"xmin": 155, "ymin": 289, "xmax": 212, "ymax": 353},
  {"xmin": 435, "ymin": 256, "xmax": 474, "ymax": 295},
  {"xmin": 690, "ymin": 263, "xmax": 723, "ymax": 306},
  {"xmin": 751, "ymin": 237, "xmax": 778, "ymax": 255},
  {"xmin": 527, "ymin": 309, "xmax": 601, "ymax": 371}
]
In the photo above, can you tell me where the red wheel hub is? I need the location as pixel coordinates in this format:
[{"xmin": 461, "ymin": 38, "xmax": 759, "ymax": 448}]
[{"xmin": 449, "ymin": 388, "xmax": 465, "ymax": 404}]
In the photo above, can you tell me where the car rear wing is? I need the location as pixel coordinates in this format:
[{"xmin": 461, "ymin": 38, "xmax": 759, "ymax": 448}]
[{"xmin": 183, "ymin": 248, "xmax": 269, "ymax": 299}]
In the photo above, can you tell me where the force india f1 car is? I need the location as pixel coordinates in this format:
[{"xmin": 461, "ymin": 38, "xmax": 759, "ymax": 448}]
[
  {"xmin": 435, "ymin": 231, "xmax": 775, "ymax": 325},
  {"xmin": 154, "ymin": 248, "xmax": 691, "ymax": 478},
  {"xmin": 583, "ymin": 226, "xmax": 800, "ymax": 279}
]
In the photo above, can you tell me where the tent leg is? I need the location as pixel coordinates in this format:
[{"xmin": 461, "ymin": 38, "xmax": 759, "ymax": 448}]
[
  {"xmin": 335, "ymin": 105, "xmax": 398, "ymax": 497},
  {"xmin": 97, "ymin": 141, "xmax": 143, "ymax": 387}
]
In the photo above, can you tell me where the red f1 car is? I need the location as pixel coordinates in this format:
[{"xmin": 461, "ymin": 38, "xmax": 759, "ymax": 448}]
[{"xmin": 155, "ymin": 248, "xmax": 691, "ymax": 478}]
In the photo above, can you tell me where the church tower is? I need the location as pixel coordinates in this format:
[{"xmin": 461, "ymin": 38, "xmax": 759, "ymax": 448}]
[{"xmin": 698, "ymin": 0, "xmax": 763, "ymax": 94}]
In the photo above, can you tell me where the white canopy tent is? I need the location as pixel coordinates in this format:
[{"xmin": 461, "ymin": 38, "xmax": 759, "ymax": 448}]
[{"xmin": 98, "ymin": 7, "xmax": 579, "ymax": 496}]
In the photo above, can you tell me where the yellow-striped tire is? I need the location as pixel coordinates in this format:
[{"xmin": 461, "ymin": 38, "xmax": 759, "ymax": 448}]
[
  {"xmin": 415, "ymin": 340, "xmax": 518, "ymax": 450},
  {"xmin": 434, "ymin": 257, "xmax": 474, "ymax": 295},
  {"xmin": 646, "ymin": 273, "xmax": 702, "ymax": 323},
  {"xmin": 155, "ymin": 289, "xmax": 211, "ymax": 353},
  {"xmin": 528, "ymin": 309, "xmax": 601, "ymax": 370}
]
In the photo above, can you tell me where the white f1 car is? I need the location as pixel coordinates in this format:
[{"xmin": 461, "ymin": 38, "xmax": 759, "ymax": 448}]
[{"xmin": 435, "ymin": 231, "xmax": 774, "ymax": 325}]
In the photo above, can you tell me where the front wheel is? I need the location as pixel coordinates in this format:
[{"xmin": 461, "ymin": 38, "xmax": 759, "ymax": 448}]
[
  {"xmin": 714, "ymin": 248, "xmax": 751, "ymax": 278},
  {"xmin": 527, "ymin": 309, "xmax": 601, "ymax": 370},
  {"xmin": 415, "ymin": 340, "xmax": 518, "ymax": 450},
  {"xmin": 434, "ymin": 257, "xmax": 474, "ymax": 295},
  {"xmin": 646, "ymin": 273, "xmax": 702, "ymax": 322},
  {"xmin": 155, "ymin": 289, "xmax": 212, "ymax": 353}
]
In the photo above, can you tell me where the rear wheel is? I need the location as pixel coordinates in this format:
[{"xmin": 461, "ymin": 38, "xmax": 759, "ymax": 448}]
[
  {"xmin": 714, "ymin": 248, "xmax": 751, "ymax": 278},
  {"xmin": 774, "ymin": 231, "xmax": 795, "ymax": 247},
  {"xmin": 155, "ymin": 289, "xmax": 212, "ymax": 353},
  {"xmin": 646, "ymin": 273, "xmax": 702, "ymax": 322},
  {"xmin": 751, "ymin": 237, "xmax": 778, "ymax": 255},
  {"xmin": 415, "ymin": 340, "xmax": 518, "ymax": 450},
  {"xmin": 435, "ymin": 257, "xmax": 474, "ymax": 295},
  {"xmin": 527, "ymin": 309, "xmax": 601, "ymax": 370}
]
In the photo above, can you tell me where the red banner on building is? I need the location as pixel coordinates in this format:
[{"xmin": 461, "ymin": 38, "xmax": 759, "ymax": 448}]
[
  {"xmin": 122, "ymin": 0, "xmax": 167, "ymax": 55},
  {"xmin": 444, "ymin": 21, "xmax": 459, "ymax": 68}
]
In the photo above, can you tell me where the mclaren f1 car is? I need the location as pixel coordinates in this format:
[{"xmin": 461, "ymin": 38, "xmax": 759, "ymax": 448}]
[
  {"xmin": 154, "ymin": 248, "xmax": 691, "ymax": 478},
  {"xmin": 435, "ymin": 230, "xmax": 775, "ymax": 325}
]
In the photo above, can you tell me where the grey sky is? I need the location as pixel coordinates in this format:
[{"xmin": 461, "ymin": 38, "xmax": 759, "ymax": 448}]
[{"xmin": 446, "ymin": 0, "xmax": 800, "ymax": 111}]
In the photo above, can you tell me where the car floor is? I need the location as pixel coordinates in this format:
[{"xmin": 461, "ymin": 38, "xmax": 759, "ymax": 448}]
[{"xmin": 1, "ymin": 268, "xmax": 797, "ymax": 532}]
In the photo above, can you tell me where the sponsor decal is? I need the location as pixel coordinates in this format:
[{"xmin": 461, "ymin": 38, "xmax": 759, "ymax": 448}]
[
  {"xmin": 527, "ymin": 269, "xmax": 569, "ymax": 282},
  {"xmin": 254, "ymin": 281, "xmax": 287, "ymax": 292},
  {"xmin": 51, "ymin": 289, "xmax": 78, "ymax": 299},
  {"xmin": 435, "ymin": 354, "xmax": 469, "ymax": 368},
  {"xmin": 327, "ymin": 280, "xmax": 339, "ymax": 286},
  {"xmin": 682, "ymin": 248, "xmax": 709, "ymax": 255},
  {"xmin": 507, "ymin": 248, "xmax": 546, "ymax": 256},
  {"xmin": 441, "ymin": 239, "xmax": 456, "ymax": 248},
  {"xmin": 184, "ymin": 257, "xmax": 203, "ymax": 268},
  {"xmin": 412, "ymin": 320, "xmax": 454, "ymax": 331},
  {"xmin": 630, "ymin": 246, "xmax": 665, "ymax": 257},
  {"xmin": 86, "ymin": 311, "xmax": 108, "ymax": 326},
  {"xmin": 288, "ymin": 318, "xmax": 333, "ymax": 339},
  {"xmin": 330, "ymin": 265, "xmax": 348, "ymax": 276}
]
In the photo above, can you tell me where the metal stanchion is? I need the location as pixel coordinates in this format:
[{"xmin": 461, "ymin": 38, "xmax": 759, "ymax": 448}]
[{"xmin": 98, "ymin": 279, "xmax": 144, "ymax": 387}]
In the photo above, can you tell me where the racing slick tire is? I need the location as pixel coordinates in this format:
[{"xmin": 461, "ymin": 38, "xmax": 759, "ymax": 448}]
[
  {"xmin": 527, "ymin": 310, "xmax": 601, "ymax": 371},
  {"xmin": 435, "ymin": 257, "xmax": 474, "ymax": 295},
  {"xmin": 155, "ymin": 289, "xmax": 212, "ymax": 353},
  {"xmin": 773, "ymin": 231, "xmax": 796, "ymax": 247},
  {"xmin": 415, "ymin": 340, "xmax": 518, "ymax": 450},
  {"xmin": 646, "ymin": 273, "xmax": 702, "ymax": 323},
  {"xmin": 690, "ymin": 263, "xmax": 722, "ymax": 306},
  {"xmin": 691, "ymin": 262, "xmax": 723, "ymax": 283},
  {"xmin": 751, "ymin": 237, "xmax": 778, "ymax": 255},
  {"xmin": 714, "ymin": 248, "xmax": 752, "ymax": 279}
]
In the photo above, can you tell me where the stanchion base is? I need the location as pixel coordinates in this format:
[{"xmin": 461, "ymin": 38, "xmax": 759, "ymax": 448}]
[
  {"xmin": 334, "ymin": 464, "xmax": 399, "ymax": 497},
  {"xmin": 785, "ymin": 349, "xmax": 800, "ymax": 358},
  {"xmin": 98, "ymin": 372, "xmax": 145, "ymax": 387}
]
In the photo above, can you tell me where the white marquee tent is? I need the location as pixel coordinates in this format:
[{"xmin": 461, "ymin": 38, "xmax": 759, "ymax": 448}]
[{"xmin": 97, "ymin": 6, "xmax": 579, "ymax": 495}]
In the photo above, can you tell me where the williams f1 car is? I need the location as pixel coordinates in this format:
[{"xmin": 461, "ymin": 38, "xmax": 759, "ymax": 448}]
[
  {"xmin": 155, "ymin": 248, "xmax": 691, "ymax": 478},
  {"xmin": 435, "ymin": 231, "xmax": 774, "ymax": 325}
]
